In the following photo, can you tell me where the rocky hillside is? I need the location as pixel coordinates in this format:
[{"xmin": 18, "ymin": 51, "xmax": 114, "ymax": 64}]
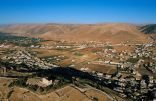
[
  {"xmin": 140, "ymin": 24, "xmax": 156, "ymax": 40},
  {"xmin": 140, "ymin": 24, "xmax": 156, "ymax": 34}
]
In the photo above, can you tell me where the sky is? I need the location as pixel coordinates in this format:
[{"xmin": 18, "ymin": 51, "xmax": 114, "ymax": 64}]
[{"xmin": 0, "ymin": 0, "xmax": 156, "ymax": 24}]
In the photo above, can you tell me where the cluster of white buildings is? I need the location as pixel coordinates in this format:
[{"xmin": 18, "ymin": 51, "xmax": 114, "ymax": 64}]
[{"xmin": 2, "ymin": 50, "xmax": 55, "ymax": 69}]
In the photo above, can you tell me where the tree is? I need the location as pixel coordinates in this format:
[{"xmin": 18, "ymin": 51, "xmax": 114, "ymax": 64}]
[
  {"xmin": 142, "ymin": 75, "xmax": 149, "ymax": 86},
  {"xmin": 92, "ymin": 97, "xmax": 99, "ymax": 101}
]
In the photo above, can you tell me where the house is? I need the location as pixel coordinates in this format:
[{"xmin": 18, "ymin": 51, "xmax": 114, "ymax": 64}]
[
  {"xmin": 40, "ymin": 78, "xmax": 52, "ymax": 87},
  {"xmin": 80, "ymin": 67, "xmax": 89, "ymax": 72},
  {"xmin": 27, "ymin": 77, "xmax": 52, "ymax": 87},
  {"xmin": 104, "ymin": 74, "xmax": 112, "ymax": 79},
  {"xmin": 140, "ymin": 80, "xmax": 147, "ymax": 88},
  {"xmin": 97, "ymin": 72, "xmax": 103, "ymax": 77},
  {"xmin": 0, "ymin": 67, "xmax": 7, "ymax": 75}
]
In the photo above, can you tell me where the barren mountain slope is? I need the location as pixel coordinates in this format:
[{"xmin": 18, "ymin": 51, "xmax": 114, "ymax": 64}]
[
  {"xmin": 140, "ymin": 24, "xmax": 156, "ymax": 40},
  {"xmin": 0, "ymin": 23, "xmax": 151, "ymax": 43}
]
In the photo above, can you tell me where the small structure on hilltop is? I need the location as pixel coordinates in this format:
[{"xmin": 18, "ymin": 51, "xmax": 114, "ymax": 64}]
[{"xmin": 26, "ymin": 77, "xmax": 53, "ymax": 87}]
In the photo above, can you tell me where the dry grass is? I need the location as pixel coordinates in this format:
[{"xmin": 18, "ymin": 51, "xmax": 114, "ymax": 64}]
[
  {"xmin": 0, "ymin": 77, "xmax": 15, "ymax": 100},
  {"xmin": 85, "ymin": 89, "xmax": 112, "ymax": 101},
  {"xmin": 0, "ymin": 77, "xmax": 113, "ymax": 101},
  {"xmin": 83, "ymin": 64, "xmax": 117, "ymax": 74}
]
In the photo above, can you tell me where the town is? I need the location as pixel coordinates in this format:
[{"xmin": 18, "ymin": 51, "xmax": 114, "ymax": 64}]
[{"xmin": 0, "ymin": 34, "xmax": 156, "ymax": 101}]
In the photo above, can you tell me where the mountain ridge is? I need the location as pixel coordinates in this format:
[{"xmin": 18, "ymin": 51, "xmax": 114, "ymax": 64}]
[{"xmin": 0, "ymin": 23, "xmax": 152, "ymax": 44}]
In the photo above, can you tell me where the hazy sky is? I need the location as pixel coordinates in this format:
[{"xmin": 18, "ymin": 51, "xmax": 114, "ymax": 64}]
[{"xmin": 0, "ymin": 0, "xmax": 156, "ymax": 24}]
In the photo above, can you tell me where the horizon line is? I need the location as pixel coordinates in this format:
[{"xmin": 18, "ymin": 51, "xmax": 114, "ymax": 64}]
[{"xmin": 0, "ymin": 22, "xmax": 156, "ymax": 25}]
